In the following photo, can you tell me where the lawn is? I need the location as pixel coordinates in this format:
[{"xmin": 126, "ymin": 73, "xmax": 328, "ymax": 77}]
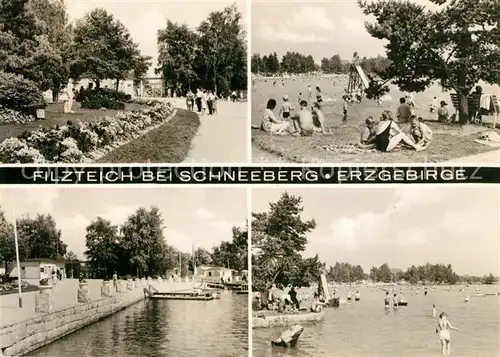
[
  {"xmin": 0, "ymin": 101, "xmax": 145, "ymax": 143},
  {"xmin": 252, "ymin": 77, "xmax": 500, "ymax": 163},
  {"xmin": 98, "ymin": 109, "xmax": 200, "ymax": 163}
]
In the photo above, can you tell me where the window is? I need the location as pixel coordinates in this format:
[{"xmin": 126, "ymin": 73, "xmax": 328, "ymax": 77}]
[{"xmin": 208, "ymin": 272, "xmax": 212, "ymax": 277}]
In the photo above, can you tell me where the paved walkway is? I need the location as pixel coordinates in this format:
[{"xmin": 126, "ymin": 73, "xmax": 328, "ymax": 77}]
[
  {"xmin": 0, "ymin": 279, "xmax": 196, "ymax": 327},
  {"xmin": 144, "ymin": 97, "xmax": 248, "ymax": 163}
]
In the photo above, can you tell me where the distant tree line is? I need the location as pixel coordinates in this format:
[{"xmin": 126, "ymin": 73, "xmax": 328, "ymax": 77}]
[
  {"xmin": 84, "ymin": 206, "xmax": 247, "ymax": 279},
  {"xmin": 0, "ymin": 207, "xmax": 69, "ymax": 276},
  {"xmin": 327, "ymin": 261, "xmax": 498, "ymax": 285},
  {"xmin": 156, "ymin": 4, "xmax": 247, "ymax": 97},
  {"xmin": 0, "ymin": 205, "xmax": 246, "ymax": 280},
  {"xmin": 251, "ymin": 52, "xmax": 390, "ymax": 75}
]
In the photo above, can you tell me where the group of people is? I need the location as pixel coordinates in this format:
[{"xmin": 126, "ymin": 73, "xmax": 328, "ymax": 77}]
[
  {"xmin": 186, "ymin": 89, "xmax": 218, "ymax": 115},
  {"xmin": 260, "ymin": 95, "xmax": 327, "ymax": 137},
  {"xmin": 253, "ymin": 283, "xmax": 332, "ymax": 314}
]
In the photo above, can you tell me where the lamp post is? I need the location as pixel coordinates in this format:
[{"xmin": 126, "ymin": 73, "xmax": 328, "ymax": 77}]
[{"xmin": 12, "ymin": 200, "xmax": 23, "ymax": 308}]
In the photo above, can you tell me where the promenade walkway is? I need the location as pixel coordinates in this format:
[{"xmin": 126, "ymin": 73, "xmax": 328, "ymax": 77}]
[
  {"xmin": 153, "ymin": 97, "xmax": 248, "ymax": 163},
  {"xmin": 0, "ymin": 279, "xmax": 196, "ymax": 328}
]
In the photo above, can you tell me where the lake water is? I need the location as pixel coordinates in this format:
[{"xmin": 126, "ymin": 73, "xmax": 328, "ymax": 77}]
[
  {"xmin": 28, "ymin": 290, "xmax": 248, "ymax": 357},
  {"xmin": 251, "ymin": 76, "xmax": 500, "ymax": 126},
  {"xmin": 253, "ymin": 285, "xmax": 500, "ymax": 357}
]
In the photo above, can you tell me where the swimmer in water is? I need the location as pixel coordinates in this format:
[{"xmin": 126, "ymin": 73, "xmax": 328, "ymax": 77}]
[
  {"xmin": 432, "ymin": 304, "xmax": 436, "ymax": 317},
  {"xmin": 308, "ymin": 85, "xmax": 312, "ymax": 97},
  {"xmin": 393, "ymin": 293, "xmax": 399, "ymax": 308},
  {"xmin": 298, "ymin": 92, "xmax": 302, "ymax": 103},
  {"xmin": 436, "ymin": 312, "xmax": 458, "ymax": 355},
  {"xmin": 464, "ymin": 295, "xmax": 469, "ymax": 303},
  {"xmin": 384, "ymin": 291, "xmax": 390, "ymax": 309}
]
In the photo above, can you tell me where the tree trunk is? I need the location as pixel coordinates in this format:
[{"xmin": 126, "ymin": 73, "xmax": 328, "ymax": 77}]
[
  {"xmin": 52, "ymin": 88, "xmax": 59, "ymax": 103},
  {"xmin": 95, "ymin": 80, "xmax": 101, "ymax": 89},
  {"xmin": 115, "ymin": 79, "xmax": 119, "ymax": 92},
  {"xmin": 458, "ymin": 92, "xmax": 469, "ymax": 126}
]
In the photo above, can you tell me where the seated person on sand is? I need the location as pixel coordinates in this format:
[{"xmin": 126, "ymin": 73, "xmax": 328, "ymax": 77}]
[
  {"xmin": 290, "ymin": 100, "xmax": 315, "ymax": 136},
  {"xmin": 358, "ymin": 116, "xmax": 377, "ymax": 149},
  {"xmin": 375, "ymin": 111, "xmax": 425, "ymax": 152},
  {"xmin": 261, "ymin": 99, "xmax": 290, "ymax": 135},
  {"xmin": 409, "ymin": 115, "xmax": 432, "ymax": 148},
  {"xmin": 311, "ymin": 102, "xmax": 326, "ymax": 134}
]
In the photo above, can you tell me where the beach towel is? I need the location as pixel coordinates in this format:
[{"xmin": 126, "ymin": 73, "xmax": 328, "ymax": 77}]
[
  {"xmin": 321, "ymin": 144, "xmax": 377, "ymax": 154},
  {"xmin": 480, "ymin": 94, "xmax": 491, "ymax": 110}
]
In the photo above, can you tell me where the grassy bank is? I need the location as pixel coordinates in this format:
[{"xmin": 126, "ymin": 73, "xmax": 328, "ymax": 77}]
[
  {"xmin": 98, "ymin": 109, "xmax": 200, "ymax": 163},
  {"xmin": 252, "ymin": 122, "xmax": 497, "ymax": 163}
]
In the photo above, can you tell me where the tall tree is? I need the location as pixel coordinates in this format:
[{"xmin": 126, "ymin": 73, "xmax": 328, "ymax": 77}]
[
  {"xmin": 17, "ymin": 214, "xmax": 67, "ymax": 260},
  {"xmin": 252, "ymin": 192, "xmax": 317, "ymax": 291},
  {"xmin": 156, "ymin": 21, "xmax": 199, "ymax": 93},
  {"xmin": 120, "ymin": 206, "xmax": 166, "ymax": 277},
  {"xmin": 0, "ymin": 206, "xmax": 28, "ymax": 277},
  {"xmin": 71, "ymin": 8, "xmax": 140, "ymax": 88},
  {"xmin": 84, "ymin": 217, "xmax": 119, "ymax": 279},
  {"xmin": 211, "ymin": 225, "xmax": 248, "ymax": 272},
  {"xmin": 196, "ymin": 4, "xmax": 247, "ymax": 94},
  {"xmin": 359, "ymin": 0, "xmax": 500, "ymax": 124}
]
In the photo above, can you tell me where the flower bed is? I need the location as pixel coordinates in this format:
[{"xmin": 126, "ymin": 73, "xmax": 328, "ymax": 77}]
[
  {"xmin": 0, "ymin": 100, "xmax": 174, "ymax": 163},
  {"xmin": 0, "ymin": 106, "xmax": 37, "ymax": 125}
]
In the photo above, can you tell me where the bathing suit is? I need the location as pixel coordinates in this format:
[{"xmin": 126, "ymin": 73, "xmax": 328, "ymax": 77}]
[
  {"xmin": 376, "ymin": 121, "xmax": 392, "ymax": 152},
  {"xmin": 283, "ymin": 112, "xmax": 290, "ymax": 119},
  {"xmin": 316, "ymin": 95, "xmax": 323, "ymax": 103},
  {"xmin": 384, "ymin": 297, "xmax": 390, "ymax": 307}
]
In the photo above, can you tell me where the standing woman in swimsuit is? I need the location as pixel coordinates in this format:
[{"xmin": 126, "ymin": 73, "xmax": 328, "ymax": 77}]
[
  {"xmin": 279, "ymin": 95, "xmax": 292, "ymax": 120},
  {"xmin": 375, "ymin": 111, "xmax": 425, "ymax": 152},
  {"xmin": 315, "ymin": 85, "xmax": 323, "ymax": 107},
  {"xmin": 436, "ymin": 312, "xmax": 458, "ymax": 355},
  {"xmin": 384, "ymin": 291, "xmax": 390, "ymax": 310}
]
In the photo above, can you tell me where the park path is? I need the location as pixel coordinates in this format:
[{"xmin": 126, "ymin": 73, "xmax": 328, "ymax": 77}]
[{"xmin": 148, "ymin": 97, "xmax": 248, "ymax": 163}]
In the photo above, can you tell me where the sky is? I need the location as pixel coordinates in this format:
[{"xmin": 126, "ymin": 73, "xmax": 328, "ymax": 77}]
[
  {"xmin": 252, "ymin": 0, "xmax": 440, "ymax": 62},
  {"xmin": 65, "ymin": 0, "xmax": 248, "ymax": 76},
  {"xmin": 252, "ymin": 186, "xmax": 500, "ymax": 276},
  {"xmin": 0, "ymin": 187, "xmax": 247, "ymax": 259}
]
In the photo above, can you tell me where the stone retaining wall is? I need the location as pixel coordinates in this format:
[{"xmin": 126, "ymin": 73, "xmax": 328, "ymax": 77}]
[
  {"xmin": 0, "ymin": 289, "xmax": 144, "ymax": 357},
  {"xmin": 252, "ymin": 311, "xmax": 324, "ymax": 328}
]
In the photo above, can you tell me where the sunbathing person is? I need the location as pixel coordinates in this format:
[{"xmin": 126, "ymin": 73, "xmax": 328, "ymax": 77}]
[
  {"xmin": 310, "ymin": 292, "xmax": 326, "ymax": 312},
  {"xmin": 358, "ymin": 116, "xmax": 377, "ymax": 148},
  {"xmin": 312, "ymin": 102, "xmax": 326, "ymax": 134},
  {"xmin": 375, "ymin": 111, "xmax": 425, "ymax": 152},
  {"xmin": 261, "ymin": 99, "xmax": 290, "ymax": 135},
  {"xmin": 409, "ymin": 115, "xmax": 433, "ymax": 148},
  {"xmin": 291, "ymin": 100, "xmax": 315, "ymax": 136}
]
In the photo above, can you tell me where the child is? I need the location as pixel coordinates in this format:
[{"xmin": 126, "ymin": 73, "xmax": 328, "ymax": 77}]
[
  {"xmin": 312, "ymin": 102, "xmax": 326, "ymax": 134},
  {"xmin": 410, "ymin": 116, "xmax": 433, "ymax": 148},
  {"xmin": 359, "ymin": 116, "xmax": 377, "ymax": 147},
  {"xmin": 298, "ymin": 92, "xmax": 302, "ymax": 103},
  {"xmin": 279, "ymin": 95, "xmax": 292, "ymax": 119},
  {"xmin": 436, "ymin": 312, "xmax": 458, "ymax": 355},
  {"xmin": 432, "ymin": 304, "xmax": 436, "ymax": 317},
  {"xmin": 342, "ymin": 98, "xmax": 348, "ymax": 121}
]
